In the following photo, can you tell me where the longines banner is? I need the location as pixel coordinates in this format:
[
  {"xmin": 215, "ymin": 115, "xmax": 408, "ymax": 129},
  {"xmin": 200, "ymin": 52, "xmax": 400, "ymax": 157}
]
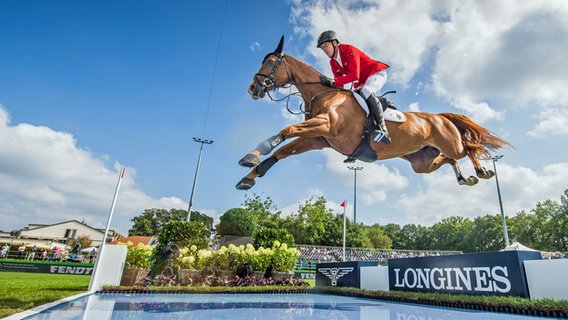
[
  {"xmin": 388, "ymin": 250, "xmax": 542, "ymax": 297},
  {"xmin": 0, "ymin": 261, "xmax": 94, "ymax": 275},
  {"xmin": 316, "ymin": 261, "xmax": 376, "ymax": 288}
]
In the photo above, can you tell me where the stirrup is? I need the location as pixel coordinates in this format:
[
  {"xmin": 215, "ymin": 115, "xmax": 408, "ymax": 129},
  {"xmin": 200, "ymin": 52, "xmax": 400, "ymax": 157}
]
[
  {"xmin": 373, "ymin": 130, "xmax": 391, "ymax": 144},
  {"xmin": 343, "ymin": 157, "xmax": 356, "ymax": 163}
]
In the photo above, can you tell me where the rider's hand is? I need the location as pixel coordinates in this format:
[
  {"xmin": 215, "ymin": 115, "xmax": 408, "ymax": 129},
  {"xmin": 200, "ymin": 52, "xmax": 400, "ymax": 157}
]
[{"xmin": 320, "ymin": 75, "xmax": 334, "ymax": 87}]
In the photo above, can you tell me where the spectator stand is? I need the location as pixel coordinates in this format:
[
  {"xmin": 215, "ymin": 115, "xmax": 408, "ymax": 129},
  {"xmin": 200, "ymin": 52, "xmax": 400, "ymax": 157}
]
[{"xmin": 294, "ymin": 244, "xmax": 462, "ymax": 271}]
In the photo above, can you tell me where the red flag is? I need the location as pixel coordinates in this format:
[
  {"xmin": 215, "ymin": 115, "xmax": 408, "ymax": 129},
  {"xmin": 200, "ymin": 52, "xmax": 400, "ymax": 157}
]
[{"xmin": 340, "ymin": 201, "xmax": 345, "ymax": 207}]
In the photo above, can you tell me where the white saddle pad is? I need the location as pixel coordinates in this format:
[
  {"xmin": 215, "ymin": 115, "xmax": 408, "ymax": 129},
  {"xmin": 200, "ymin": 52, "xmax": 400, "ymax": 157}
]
[{"xmin": 354, "ymin": 93, "xmax": 406, "ymax": 123}]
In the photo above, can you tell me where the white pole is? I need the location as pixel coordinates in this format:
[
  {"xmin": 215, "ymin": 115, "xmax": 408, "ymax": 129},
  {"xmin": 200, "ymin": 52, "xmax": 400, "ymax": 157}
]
[
  {"xmin": 342, "ymin": 200, "xmax": 346, "ymax": 262},
  {"xmin": 89, "ymin": 167, "xmax": 125, "ymax": 291}
]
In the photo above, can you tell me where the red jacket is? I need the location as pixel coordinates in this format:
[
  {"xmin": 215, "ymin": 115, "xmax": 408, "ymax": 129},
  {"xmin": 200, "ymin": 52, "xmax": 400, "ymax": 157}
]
[{"xmin": 330, "ymin": 43, "xmax": 389, "ymax": 89}]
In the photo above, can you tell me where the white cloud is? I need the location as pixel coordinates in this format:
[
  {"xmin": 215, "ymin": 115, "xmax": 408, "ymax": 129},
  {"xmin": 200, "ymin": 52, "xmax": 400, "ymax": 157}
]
[
  {"xmin": 291, "ymin": 0, "xmax": 568, "ymax": 131},
  {"xmin": 408, "ymin": 102, "xmax": 420, "ymax": 112},
  {"xmin": 322, "ymin": 150, "xmax": 408, "ymax": 204},
  {"xmin": 527, "ymin": 107, "xmax": 568, "ymax": 137},
  {"xmin": 250, "ymin": 41, "xmax": 261, "ymax": 51},
  {"xmin": 393, "ymin": 160, "xmax": 568, "ymax": 226},
  {"xmin": 0, "ymin": 106, "xmax": 187, "ymax": 235}
]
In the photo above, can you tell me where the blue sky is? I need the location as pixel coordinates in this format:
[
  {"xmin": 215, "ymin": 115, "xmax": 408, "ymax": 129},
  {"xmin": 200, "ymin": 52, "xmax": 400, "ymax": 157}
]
[{"xmin": 1, "ymin": 0, "xmax": 567, "ymax": 238}]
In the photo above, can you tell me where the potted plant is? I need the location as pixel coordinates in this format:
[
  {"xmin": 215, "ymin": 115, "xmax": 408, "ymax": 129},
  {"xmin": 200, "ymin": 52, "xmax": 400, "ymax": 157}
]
[
  {"xmin": 248, "ymin": 245, "xmax": 272, "ymax": 280},
  {"xmin": 176, "ymin": 245, "xmax": 201, "ymax": 282},
  {"xmin": 270, "ymin": 241, "xmax": 299, "ymax": 281},
  {"xmin": 119, "ymin": 242, "xmax": 153, "ymax": 286}
]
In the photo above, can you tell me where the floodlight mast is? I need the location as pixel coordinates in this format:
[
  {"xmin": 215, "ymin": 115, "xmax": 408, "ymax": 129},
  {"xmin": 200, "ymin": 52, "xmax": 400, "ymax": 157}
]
[{"xmin": 186, "ymin": 137, "xmax": 213, "ymax": 222}]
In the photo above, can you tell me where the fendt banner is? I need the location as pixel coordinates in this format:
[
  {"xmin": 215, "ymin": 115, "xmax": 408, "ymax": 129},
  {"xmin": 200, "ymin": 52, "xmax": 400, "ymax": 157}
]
[
  {"xmin": 388, "ymin": 251, "xmax": 542, "ymax": 297},
  {"xmin": 316, "ymin": 261, "xmax": 376, "ymax": 288},
  {"xmin": 0, "ymin": 261, "xmax": 94, "ymax": 275}
]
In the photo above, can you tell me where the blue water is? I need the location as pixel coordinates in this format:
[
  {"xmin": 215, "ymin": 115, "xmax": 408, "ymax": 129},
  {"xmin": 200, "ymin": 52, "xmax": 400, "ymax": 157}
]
[{"xmin": 22, "ymin": 293, "xmax": 561, "ymax": 320}]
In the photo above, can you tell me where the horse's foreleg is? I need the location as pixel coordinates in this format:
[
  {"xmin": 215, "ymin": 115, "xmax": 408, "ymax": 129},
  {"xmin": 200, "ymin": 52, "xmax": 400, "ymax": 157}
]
[
  {"xmin": 238, "ymin": 116, "xmax": 331, "ymax": 168},
  {"xmin": 236, "ymin": 137, "xmax": 328, "ymax": 190},
  {"xmin": 238, "ymin": 134, "xmax": 286, "ymax": 168}
]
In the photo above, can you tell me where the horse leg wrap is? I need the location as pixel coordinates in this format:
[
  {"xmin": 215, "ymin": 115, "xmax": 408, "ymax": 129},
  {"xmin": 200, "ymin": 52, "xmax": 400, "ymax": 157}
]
[
  {"xmin": 256, "ymin": 134, "xmax": 285, "ymax": 155},
  {"xmin": 256, "ymin": 156, "xmax": 278, "ymax": 177}
]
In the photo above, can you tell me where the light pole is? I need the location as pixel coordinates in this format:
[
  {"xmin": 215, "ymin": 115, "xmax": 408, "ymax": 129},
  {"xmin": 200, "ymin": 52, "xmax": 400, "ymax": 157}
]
[
  {"xmin": 186, "ymin": 137, "xmax": 213, "ymax": 222},
  {"xmin": 347, "ymin": 166, "xmax": 363, "ymax": 223},
  {"xmin": 491, "ymin": 155, "xmax": 510, "ymax": 247}
]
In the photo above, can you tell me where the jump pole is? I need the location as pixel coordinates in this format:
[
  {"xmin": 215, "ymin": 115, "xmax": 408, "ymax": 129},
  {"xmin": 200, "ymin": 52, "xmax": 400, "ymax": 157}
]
[
  {"xmin": 341, "ymin": 200, "xmax": 346, "ymax": 261},
  {"xmin": 89, "ymin": 167, "xmax": 125, "ymax": 291}
]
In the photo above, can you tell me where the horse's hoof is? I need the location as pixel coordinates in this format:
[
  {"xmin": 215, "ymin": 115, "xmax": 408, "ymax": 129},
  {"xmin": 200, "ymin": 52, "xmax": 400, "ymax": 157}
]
[
  {"xmin": 477, "ymin": 169, "xmax": 495, "ymax": 179},
  {"xmin": 236, "ymin": 177, "xmax": 255, "ymax": 190},
  {"xmin": 458, "ymin": 175, "xmax": 479, "ymax": 186},
  {"xmin": 239, "ymin": 153, "xmax": 260, "ymax": 168}
]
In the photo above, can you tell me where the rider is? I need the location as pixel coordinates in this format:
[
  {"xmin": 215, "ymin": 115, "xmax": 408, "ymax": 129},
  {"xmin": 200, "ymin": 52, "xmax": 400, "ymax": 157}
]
[{"xmin": 317, "ymin": 30, "xmax": 391, "ymax": 145}]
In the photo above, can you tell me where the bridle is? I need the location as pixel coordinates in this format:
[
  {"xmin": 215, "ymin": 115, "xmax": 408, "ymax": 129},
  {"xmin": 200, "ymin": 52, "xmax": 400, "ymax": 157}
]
[
  {"xmin": 253, "ymin": 52, "xmax": 342, "ymax": 116},
  {"xmin": 253, "ymin": 52, "xmax": 290, "ymax": 91}
]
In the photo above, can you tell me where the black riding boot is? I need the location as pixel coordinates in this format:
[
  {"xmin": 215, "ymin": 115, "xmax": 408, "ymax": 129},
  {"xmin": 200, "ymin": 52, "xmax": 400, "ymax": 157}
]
[{"xmin": 366, "ymin": 93, "xmax": 391, "ymax": 144}]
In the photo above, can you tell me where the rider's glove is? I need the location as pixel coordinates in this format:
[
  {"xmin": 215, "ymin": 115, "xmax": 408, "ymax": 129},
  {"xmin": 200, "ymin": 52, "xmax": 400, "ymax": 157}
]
[{"xmin": 320, "ymin": 75, "xmax": 334, "ymax": 87}]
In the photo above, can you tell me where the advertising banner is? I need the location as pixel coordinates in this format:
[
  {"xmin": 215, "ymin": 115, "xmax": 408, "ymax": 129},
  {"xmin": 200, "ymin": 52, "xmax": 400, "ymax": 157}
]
[
  {"xmin": 0, "ymin": 261, "xmax": 94, "ymax": 275},
  {"xmin": 316, "ymin": 261, "xmax": 376, "ymax": 288},
  {"xmin": 388, "ymin": 251, "xmax": 541, "ymax": 297}
]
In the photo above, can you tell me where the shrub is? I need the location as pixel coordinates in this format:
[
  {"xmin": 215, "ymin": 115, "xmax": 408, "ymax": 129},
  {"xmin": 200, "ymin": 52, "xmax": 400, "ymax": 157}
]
[
  {"xmin": 117, "ymin": 241, "xmax": 154, "ymax": 269},
  {"xmin": 216, "ymin": 208, "xmax": 255, "ymax": 237},
  {"xmin": 271, "ymin": 241, "xmax": 299, "ymax": 272},
  {"xmin": 253, "ymin": 226, "xmax": 294, "ymax": 249}
]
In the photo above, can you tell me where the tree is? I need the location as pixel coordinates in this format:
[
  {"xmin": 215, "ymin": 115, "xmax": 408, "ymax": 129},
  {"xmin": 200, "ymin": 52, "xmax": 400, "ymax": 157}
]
[
  {"xmin": 129, "ymin": 208, "xmax": 186, "ymax": 236},
  {"xmin": 283, "ymin": 197, "xmax": 334, "ymax": 245},
  {"xmin": 464, "ymin": 214, "xmax": 507, "ymax": 252},
  {"xmin": 253, "ymin": 225, "xmax": 294, "ymax": 248},
  {"xmin": 68, "ymin": 235, "xmax": 92, "ymax": 250},
  {"xmin": 345, "ymin": 222, "xmax": 371, "ymax": 248},
  {"xmin": 188, "ymin": 211, "xmax": 214, "ymax": 234},
  {"xmin": 216, "ymin": 208, "xmax": 256, "ymax": 237},
  {"xmin": 382, "ymin": 223, "xmax": 402, "ymax": 248},
  {"xmin": 366, "ymin": 224, "xmax": 392, "ymax": 249},
  {"xmin": 397, "ymin": 224, "xmax": 429, "ymax": 250},
  {"xmin": 428, "ymin": 216, "xmax": 472, "ymax": 251},
  {"xmin": 243, "ymin": 192, "xmax": 282, "ymax": 228}
]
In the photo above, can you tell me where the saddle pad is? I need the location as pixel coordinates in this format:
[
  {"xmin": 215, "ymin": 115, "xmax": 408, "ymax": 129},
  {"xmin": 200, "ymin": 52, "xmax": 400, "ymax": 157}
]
[
  {"xmin": 384, "ymin": 108, "xmax": 406, "ymax": 123},
  {"xmin": 353, "ymin": 92, "xmax": 406, "ymax": 123}
]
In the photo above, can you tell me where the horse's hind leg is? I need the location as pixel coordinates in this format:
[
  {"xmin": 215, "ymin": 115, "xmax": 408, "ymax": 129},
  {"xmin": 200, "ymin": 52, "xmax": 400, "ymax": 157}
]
[
  {"xmin": 403, "ymin": 147, "xmax": 478, "ymax": 186},
  {"xmin": 468, "ymin": 152, "xmax": 495, "ymax": 179},
  {"xmin": 450, "ymin": 160, "xmax": 479, "ymax": 186}
]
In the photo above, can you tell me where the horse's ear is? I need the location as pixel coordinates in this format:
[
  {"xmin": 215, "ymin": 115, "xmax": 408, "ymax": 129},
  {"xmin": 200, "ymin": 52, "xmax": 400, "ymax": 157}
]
[{"xmin": 275, "ymin": 35, "xmax": 284, "ymax": 54}]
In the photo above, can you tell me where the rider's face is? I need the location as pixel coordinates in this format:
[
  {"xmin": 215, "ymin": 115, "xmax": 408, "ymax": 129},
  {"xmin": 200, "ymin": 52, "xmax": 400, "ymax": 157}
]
[{"xmin": 319, "ymin": 41, "xmax": 335, "ymax": 58}]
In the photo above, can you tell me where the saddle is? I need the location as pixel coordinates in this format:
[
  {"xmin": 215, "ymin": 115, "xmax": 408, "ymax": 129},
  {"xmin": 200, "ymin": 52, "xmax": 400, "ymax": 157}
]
[{"xmin": 344, "ymin": 98, "xmax": 405, "ymax": 163}]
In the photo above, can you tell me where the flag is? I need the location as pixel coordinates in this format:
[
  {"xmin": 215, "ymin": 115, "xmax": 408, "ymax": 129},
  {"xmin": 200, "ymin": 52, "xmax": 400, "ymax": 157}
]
[{"xmin": 340, "ymin": 201, "xmax": 345, "ymax": 207}]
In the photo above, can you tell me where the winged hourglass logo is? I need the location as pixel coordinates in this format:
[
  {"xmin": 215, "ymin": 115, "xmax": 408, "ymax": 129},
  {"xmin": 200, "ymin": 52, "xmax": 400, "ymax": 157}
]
[{"xmin": 318, "ymin": 267, "xmax": 354, "ymax": 286}]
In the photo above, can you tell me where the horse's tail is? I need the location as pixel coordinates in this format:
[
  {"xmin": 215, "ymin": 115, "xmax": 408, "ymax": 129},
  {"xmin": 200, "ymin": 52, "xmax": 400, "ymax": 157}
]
[{"xmin": 439, "ymin": 113, "xmax": 514, "ymax": 159}]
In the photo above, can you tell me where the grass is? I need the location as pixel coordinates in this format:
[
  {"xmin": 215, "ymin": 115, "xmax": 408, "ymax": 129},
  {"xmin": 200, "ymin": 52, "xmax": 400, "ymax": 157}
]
[{"xmin": 0, "ymin": 272, "xmax": 90, "ymax": 318}]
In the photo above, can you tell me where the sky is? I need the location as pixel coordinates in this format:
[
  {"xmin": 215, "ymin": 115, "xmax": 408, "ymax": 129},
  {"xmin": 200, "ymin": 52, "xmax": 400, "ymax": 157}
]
[{"xmin": 1, "ymin": 0, "xmax": 567, "ymax": 238}]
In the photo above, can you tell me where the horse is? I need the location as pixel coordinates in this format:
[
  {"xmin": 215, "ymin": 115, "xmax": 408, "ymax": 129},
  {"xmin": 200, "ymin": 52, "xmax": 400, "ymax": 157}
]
[{"xmin": 236, "ymin": 36, "xmax": 512, "ymax": 190}]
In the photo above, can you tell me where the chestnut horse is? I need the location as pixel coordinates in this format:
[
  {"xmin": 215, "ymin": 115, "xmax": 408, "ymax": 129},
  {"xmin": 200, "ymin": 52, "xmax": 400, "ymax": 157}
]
[{"xmin": 236, "ymin": 36, "xmax": 512, "ymax": 190}]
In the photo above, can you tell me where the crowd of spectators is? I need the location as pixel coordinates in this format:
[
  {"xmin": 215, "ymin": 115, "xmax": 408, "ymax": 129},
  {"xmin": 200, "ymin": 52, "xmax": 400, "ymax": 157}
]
[{"xmin": 294, "ymin": 245, "xmax": 463, "ymax": 270}]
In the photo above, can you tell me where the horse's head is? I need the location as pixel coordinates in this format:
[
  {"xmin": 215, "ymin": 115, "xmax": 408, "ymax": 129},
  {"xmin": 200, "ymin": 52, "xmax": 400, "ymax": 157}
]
[{"xmin": 248, "ymin": 35, "xmax": 289, "ymax": 100}]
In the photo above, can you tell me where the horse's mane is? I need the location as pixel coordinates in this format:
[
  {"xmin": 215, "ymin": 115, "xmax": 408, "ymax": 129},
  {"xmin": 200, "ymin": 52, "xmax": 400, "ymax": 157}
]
[{"xmin": 285, "ymin": 54, "xmax": 323, "ymax": 77}]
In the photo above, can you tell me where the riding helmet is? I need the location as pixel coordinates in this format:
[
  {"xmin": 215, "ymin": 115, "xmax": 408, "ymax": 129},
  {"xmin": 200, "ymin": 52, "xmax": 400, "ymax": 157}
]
[{"xmin": 316, "ymin": 30, "xmax": 339, "ymax": 48}]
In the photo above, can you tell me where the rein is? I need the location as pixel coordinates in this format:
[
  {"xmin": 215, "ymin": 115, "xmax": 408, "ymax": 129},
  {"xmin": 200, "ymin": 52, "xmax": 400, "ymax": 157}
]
[{"xmin": 254, "ymin": 53, "xmax": 346, "ymax": 116}]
